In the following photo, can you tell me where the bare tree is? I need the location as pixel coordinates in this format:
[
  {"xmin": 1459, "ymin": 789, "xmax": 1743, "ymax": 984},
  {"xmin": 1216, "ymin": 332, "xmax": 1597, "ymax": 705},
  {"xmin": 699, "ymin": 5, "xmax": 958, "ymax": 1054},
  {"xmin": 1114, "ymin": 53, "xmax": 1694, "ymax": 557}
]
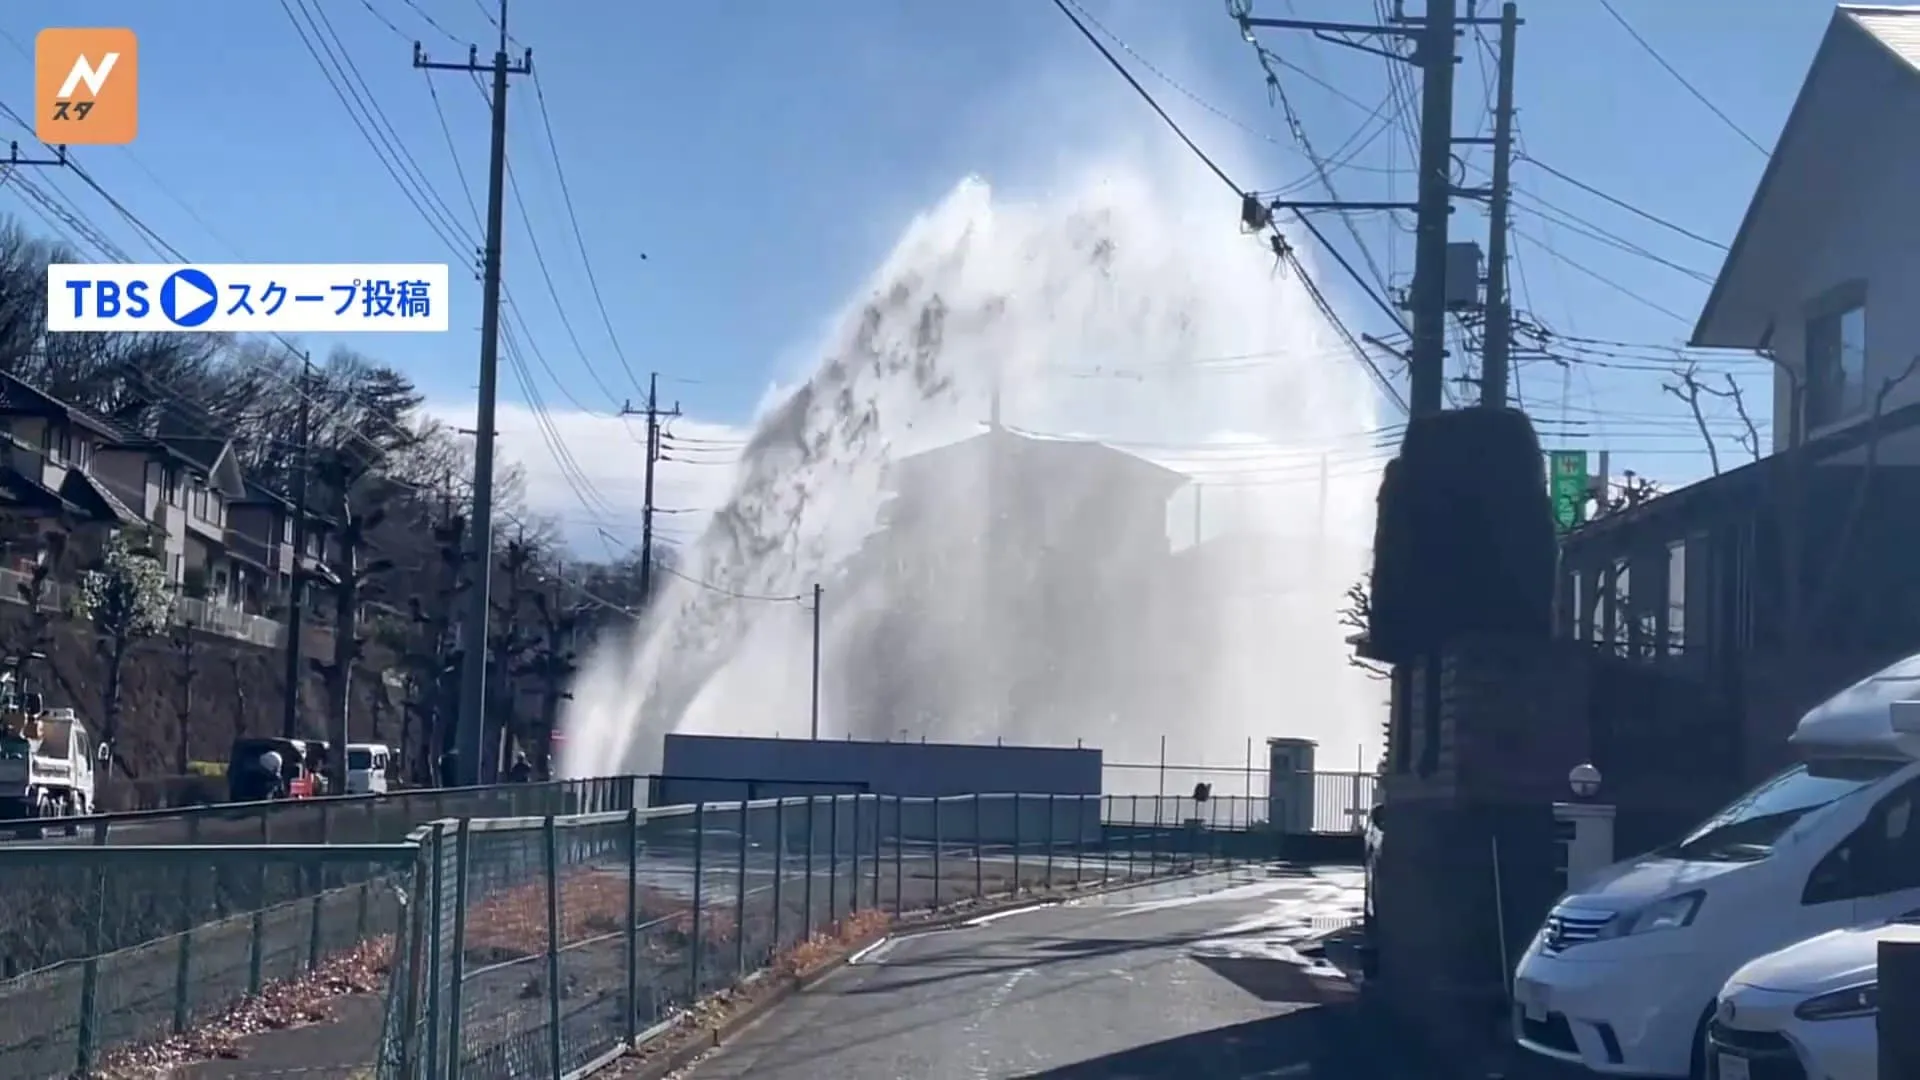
[
  {"xmin": 171, "ymin": 623, "xmax": 197, "ymax": 774},
  {"xmin": 1664, "ymin": 363, "xmax": 1723, "ymax": 476},
  {"xmin": 1673, "ymin": 353, "xmax": 1920, "ymax": 650},
  {"xmin": 1338, "ymin": 573, "xmax": 1391, "ymax": 681}
]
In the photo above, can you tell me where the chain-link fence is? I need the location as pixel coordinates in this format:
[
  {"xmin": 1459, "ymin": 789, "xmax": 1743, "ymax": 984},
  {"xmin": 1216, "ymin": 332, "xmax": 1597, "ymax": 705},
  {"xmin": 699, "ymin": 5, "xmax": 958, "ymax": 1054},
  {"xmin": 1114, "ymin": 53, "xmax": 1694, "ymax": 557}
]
[
  {"xmin": 0, "ymin": 789, "xmax": 1258, "ymax": 1080},
  {"xmin": 0, "ymin": 841, "xmax": 420, "ymax": 1079},
  {"xmin": 394, "ymin": 791, "xmax": 1215, "ymax": 1080}
]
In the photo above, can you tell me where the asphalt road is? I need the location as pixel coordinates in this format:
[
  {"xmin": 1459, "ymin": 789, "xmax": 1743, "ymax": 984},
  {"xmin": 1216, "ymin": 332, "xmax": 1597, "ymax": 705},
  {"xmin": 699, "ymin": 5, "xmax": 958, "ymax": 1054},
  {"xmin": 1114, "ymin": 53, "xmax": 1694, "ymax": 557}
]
[{"xmin": 685, "ymin": 866, "xmax": 1399, "ymax": 1080}]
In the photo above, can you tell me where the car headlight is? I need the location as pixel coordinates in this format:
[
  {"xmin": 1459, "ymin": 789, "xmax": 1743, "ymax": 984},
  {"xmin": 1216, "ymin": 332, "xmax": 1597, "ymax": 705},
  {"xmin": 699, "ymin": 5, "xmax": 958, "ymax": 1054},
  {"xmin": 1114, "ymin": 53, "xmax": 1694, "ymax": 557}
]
[
  {"xmin": 1593, "ymin": 891, "xmax": 1705, "ymax": 940},
  {"xmin": 1794, "ymin": 981, "xmax": 1878, "ymax": 1022}
]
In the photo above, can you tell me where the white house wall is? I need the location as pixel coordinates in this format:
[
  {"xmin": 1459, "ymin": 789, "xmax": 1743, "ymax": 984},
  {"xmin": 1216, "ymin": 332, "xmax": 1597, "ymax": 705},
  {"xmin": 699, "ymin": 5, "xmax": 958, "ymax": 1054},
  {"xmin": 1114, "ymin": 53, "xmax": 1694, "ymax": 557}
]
[{"xmin": 1749, "ymin": 26, "xmax": 1920, "ymax": 462}]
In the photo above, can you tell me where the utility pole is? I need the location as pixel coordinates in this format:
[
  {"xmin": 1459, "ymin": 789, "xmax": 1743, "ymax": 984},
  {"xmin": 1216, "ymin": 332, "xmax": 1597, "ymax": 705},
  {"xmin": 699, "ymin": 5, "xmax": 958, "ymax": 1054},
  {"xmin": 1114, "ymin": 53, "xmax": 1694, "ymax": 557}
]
[
  {"xmin": 810, "ymin": 583, "xmax": 823, "ymax": 740},
  {"xmin": 281, "ymin": 352, "xmax": 312, "ymax": 740},
  {"xmin": 1478, "ymin": 2, "xmax": 1521, "ymax": 407},
  {"xmin": 621, "ymin": 374, "xmax": 680, "ymax": 607},
  {"xmin": 416, "ymin": 5, "xmax": 533, "ymax": 786},
  {"xmin": 1407, "ymin": 0, "xmax": 1459, "ymax": 417},
  {"xmin": 1236, "ymin": 3, "xmax": 1506, "ymax": 418}
]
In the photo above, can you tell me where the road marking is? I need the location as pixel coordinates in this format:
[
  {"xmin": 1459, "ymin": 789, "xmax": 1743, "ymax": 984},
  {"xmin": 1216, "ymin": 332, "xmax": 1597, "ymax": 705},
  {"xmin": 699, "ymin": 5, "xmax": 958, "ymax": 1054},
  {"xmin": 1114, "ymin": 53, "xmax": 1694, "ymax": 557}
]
[
  {"xmin": 961, "ymin": 901, "xmax": 1059, "ymax": 928},
  {"xmin": 847, "ymin": 936, "xmax": 897, "ymax": 966}
]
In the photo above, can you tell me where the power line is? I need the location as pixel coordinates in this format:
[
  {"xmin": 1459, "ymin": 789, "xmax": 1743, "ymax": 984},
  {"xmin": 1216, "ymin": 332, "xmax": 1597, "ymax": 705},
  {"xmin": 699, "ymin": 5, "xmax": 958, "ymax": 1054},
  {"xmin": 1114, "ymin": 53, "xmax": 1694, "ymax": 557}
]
[
  {"xmin": 652, "ymin": 561, "xmax": 807, "ymax": 604},
  {"xmin": 529, "ymin": 68, "xmax": 647, "ymax": 397},
  {"xmin": 1520, "ymin": 155, "xmax": 1729, "ymax": 251},
  {"xmin": 1048, "ymin": 0, "xmax": 1407, "ymax": 414},
  {"xmin": 1596, "ymin": 0, "xmax": 1768, "ymax": 156}
]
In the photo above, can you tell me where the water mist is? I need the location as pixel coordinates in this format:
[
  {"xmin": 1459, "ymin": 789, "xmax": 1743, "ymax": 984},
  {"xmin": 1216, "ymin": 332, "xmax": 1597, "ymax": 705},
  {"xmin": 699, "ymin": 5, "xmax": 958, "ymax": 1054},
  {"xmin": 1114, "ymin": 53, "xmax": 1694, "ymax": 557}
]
[{"xmin": 560, "ymin": 160, "xmax": 1386, "ymax": 784}]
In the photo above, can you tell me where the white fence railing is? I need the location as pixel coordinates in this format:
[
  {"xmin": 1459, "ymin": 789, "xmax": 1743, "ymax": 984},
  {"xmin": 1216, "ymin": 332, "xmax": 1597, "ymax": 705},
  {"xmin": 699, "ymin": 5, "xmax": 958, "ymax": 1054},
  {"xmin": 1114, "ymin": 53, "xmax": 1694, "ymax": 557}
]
[{"xmin": 0, "ymin": 567, "xmax": 289, "ymax": 649}]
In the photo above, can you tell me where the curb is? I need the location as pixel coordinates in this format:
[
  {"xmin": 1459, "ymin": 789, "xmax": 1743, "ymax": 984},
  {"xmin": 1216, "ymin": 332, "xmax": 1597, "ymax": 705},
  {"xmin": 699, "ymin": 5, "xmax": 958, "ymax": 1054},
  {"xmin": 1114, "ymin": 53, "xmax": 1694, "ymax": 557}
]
[{"xmin": 610, "ymin": 861, "xmax": 1239, "ymax": 1078}]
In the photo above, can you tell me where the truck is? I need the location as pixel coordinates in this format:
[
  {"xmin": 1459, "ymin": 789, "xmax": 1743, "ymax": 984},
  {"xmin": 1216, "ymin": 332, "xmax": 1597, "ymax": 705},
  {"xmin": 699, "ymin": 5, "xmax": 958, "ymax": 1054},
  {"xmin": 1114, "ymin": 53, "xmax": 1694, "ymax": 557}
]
[{"xmin": 0, "ymin": 666, "xmax": 96, "ymax": 819}]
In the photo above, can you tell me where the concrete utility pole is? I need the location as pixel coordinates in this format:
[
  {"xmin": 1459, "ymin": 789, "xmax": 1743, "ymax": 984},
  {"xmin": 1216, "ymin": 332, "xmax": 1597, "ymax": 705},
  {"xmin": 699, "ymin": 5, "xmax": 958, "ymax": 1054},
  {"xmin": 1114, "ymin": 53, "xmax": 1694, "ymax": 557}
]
[
  {"xmin": 1407, "ymin": 0, "xmax": 1459, "ymax": 417},
  {"xmin": 416, "ymin": 3, "xmax": 533, "ymax": 786},
  {"xmin": 620, "ymin": 373, "xmax": 681, "ymax": 607},
  {"xmin": 1478, "ymin": 3, "xmax": 1522, "ymax": 408},
  {"xmin": 281, "ymin": 352, "xmax": 312, "ymax": 740},
  {"xmin": 1239, "ymin": 2, "xmax": 1507, "ymax": 418}
]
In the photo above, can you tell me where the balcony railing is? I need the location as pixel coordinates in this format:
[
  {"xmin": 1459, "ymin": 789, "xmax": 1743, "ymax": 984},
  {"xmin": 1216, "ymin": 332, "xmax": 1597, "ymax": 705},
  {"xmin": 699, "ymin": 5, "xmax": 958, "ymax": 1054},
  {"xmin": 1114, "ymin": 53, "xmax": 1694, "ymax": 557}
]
[
  {"xmin": 175, "ymin": 595, "xmax": 284, "ymax": 649},
  {"xmin": 0, "ymin": 567, "xmax": 289, "ymax": 650}
]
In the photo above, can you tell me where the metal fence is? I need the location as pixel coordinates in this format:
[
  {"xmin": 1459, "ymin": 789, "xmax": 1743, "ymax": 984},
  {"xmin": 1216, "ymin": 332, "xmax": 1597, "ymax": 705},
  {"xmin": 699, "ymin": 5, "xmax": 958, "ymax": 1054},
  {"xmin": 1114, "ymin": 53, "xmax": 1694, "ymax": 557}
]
[
  {"xmin": 1096, "ymin": 771, "xmax": 1378, "ymax": 834},
  {"xmin": 0, "ymin": 790, "xmax": 1228, "ymax": 1080},
  {"xmin": 0, "ymin": 776, "xmax": 637, "ymax": 848},
  {"xmin": 394, "ymin": 792, "xmax": 1210, "ymax": 1080},
  {"xmin": 0, "ymin": 841, "xmax": 417, "ymax": 1079}
]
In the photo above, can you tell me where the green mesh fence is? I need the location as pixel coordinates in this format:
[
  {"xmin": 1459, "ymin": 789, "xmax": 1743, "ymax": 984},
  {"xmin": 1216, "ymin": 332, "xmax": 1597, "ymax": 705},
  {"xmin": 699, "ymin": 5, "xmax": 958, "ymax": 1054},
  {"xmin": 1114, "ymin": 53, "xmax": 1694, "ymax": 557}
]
[{"xmin": 398, "ymin": 792, "xmax": 1212, "ymax": 1080}]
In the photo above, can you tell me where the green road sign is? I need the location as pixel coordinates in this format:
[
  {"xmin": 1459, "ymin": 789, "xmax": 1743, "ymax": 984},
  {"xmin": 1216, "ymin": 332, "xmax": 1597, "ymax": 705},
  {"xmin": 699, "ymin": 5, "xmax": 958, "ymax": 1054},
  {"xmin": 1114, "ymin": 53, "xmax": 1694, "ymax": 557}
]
[{"xmin": 1548, "ymin": 449, "xmax": 1588, "ymax": 533}]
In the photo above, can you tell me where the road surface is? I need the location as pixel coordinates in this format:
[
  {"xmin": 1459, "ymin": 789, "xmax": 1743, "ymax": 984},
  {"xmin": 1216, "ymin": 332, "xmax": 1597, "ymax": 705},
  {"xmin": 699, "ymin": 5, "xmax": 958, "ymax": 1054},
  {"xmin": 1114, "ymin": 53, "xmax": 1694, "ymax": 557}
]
[{"xmin": 684, "ymin": 865, "xmax": 1397, "ymax": 1080}]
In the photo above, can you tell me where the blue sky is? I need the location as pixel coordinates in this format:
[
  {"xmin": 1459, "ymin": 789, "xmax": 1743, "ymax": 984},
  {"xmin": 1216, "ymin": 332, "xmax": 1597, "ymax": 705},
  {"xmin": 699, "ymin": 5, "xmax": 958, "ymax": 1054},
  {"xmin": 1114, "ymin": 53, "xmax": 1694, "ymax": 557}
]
[{"xmin": 0, "ymin": 0, "xmax": 1838, "ymax": 548}]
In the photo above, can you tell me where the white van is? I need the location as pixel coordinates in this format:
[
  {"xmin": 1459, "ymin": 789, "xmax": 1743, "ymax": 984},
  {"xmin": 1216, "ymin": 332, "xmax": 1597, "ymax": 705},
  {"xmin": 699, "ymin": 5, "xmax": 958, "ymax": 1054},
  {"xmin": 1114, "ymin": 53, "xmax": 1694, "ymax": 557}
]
[
  {"xmin": 1708, "ymin": 911, "xmax": 1920, "ymax": 1080},
  {"xmin": 345, "ymin": 743, "xmax": 392, "ymax": 795},
  {"xmin": 1512, "ymin": 652, "xmax": 1920, "ymax": 1078}
]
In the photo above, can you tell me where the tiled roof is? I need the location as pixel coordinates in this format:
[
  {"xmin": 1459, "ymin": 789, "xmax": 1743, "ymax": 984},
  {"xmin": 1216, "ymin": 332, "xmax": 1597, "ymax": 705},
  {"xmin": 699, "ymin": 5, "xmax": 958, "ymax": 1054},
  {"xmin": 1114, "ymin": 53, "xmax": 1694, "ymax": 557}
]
[
  {"xmin": 58, "ymin": 470, "xmax": 137, "ymax": 524},
  {"xmin": 0, "ymin": 371, "xmax": 147, "ymax": 445}
]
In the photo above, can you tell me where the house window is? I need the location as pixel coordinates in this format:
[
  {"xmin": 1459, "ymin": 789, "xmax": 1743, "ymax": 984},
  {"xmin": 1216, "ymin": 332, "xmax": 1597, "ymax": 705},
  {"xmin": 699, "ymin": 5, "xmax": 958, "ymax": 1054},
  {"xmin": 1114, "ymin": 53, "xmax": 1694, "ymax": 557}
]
[
  {"xmin": 1807, "ymin": 300, "xmax": 1867, "ymax": 428},
  {"xmin": 165, "ymin": 469, "xmax": 182, "ymax": 507}
]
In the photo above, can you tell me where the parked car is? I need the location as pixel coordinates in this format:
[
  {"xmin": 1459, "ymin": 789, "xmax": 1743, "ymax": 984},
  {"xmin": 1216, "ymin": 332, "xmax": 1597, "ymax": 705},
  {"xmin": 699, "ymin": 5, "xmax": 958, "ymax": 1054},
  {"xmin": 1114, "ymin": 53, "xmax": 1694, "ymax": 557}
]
[
  {"xmin": 345, "ymin": 743, "xmax": 394, "ymax": 795},
  {"xmin": 1511, "ymin": 651, "xmax": 1920, "ymax": 1078},
  {"xmin": 1709, "ymin": 909, "xmax": 1916, "ymax": 1080}
]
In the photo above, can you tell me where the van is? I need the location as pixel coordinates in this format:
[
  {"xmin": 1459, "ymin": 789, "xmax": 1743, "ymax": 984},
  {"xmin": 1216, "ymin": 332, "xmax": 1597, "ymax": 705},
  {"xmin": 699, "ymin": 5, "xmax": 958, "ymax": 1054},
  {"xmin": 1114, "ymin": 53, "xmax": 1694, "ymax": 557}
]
[
  {"xmin": 345, "ymin": 743, "xmax": 392, "ymax": 795},
  {"xmin": 1511, "ymin": 652, "xmax": 1920, "ymax": 1078}
]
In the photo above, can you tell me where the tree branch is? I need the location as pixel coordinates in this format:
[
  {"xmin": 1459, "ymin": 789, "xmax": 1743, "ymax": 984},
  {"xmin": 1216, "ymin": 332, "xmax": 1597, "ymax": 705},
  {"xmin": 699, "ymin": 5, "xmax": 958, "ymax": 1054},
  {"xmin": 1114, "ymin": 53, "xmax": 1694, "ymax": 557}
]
[
  {"xmin": 1803, "ymin": 353, "xmax": 1920, "ymax": 637},
  {"xmin": 1663, "ymin": 362, "xmax": 1722, "ymax": 476}
]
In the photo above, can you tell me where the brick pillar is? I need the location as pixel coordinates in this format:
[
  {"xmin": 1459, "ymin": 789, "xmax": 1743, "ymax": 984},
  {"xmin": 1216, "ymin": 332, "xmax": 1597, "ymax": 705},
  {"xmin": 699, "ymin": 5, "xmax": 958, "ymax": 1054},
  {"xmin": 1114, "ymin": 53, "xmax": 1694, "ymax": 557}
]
[{"xmin": 1373, "ymin": 637, "xmax": 1590, "ymax": 1064}]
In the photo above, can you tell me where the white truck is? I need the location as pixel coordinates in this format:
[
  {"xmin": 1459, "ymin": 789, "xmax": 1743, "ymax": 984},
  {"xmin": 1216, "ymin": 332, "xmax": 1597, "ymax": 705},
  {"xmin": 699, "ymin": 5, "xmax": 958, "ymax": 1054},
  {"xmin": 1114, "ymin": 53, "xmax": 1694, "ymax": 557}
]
[{"xmin": 0, "ymin": 672, "xmax": 95, "ymax": 819}]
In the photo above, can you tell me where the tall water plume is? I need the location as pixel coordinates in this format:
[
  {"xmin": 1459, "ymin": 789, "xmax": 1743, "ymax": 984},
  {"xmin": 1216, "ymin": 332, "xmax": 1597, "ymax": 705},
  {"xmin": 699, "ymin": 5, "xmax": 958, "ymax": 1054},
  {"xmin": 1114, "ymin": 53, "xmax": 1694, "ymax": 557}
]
[{"xmin": 560, "ymin": 159, "xmax": 1386, "ymax": 781}]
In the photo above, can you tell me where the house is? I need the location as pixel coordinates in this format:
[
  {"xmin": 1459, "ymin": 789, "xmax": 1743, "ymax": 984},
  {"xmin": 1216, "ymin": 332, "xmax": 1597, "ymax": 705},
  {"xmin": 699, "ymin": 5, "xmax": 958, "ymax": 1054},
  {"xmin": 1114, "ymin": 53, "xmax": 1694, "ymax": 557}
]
[
  {"xmin": 1555, "ymin": 5, "xmax": 1920, "ymax": 759},
  {"xmin": 151, "ymin": 432, "xmax": 247, "ymax": 602},
  {"xmin": 228, "ymin": 479, "xmax": 338, "ymax": 624},
  {"xmin": 1692, "ymin": 5, "xmax": 1920, "ymax": 451},
  {"xmin": 0, "ymin": 371, "xmax": 144, "ymax": 559},
  {"xmin": 833, "ymin": 425, "xmax": 1187, "ymax": 742}
]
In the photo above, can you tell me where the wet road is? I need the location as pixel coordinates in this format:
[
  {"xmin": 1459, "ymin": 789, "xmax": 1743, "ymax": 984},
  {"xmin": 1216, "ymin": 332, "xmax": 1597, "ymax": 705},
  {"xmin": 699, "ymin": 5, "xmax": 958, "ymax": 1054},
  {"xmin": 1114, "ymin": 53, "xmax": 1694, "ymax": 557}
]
[{"xmin": 686, "ymin": 866, "xmax": 1410, "ymax": 1080}]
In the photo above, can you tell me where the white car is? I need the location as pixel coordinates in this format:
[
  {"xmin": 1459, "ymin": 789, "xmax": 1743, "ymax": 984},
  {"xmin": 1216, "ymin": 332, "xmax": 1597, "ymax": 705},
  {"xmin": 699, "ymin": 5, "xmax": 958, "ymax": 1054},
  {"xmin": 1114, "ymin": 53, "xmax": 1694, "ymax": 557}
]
[
  {"xmin": 1512, "ymin": 651, "xmax": 1920, "ymax": 1078},
  {"xmin": 1711, "ymin": 913, "xmax": 1920, "ymax": 1080}
]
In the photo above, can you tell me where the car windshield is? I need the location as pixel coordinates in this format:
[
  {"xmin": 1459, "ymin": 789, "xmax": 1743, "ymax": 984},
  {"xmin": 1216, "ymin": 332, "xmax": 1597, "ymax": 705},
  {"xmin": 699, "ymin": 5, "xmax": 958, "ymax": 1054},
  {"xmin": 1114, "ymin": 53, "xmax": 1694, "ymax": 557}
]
[
  {"xmin": 1663, "ymin": 758, "xmax": 1901, "ymax": 862},
  {"xmin": 348, "ymin": 749, "xmax": 373, "ymax": 771}
]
